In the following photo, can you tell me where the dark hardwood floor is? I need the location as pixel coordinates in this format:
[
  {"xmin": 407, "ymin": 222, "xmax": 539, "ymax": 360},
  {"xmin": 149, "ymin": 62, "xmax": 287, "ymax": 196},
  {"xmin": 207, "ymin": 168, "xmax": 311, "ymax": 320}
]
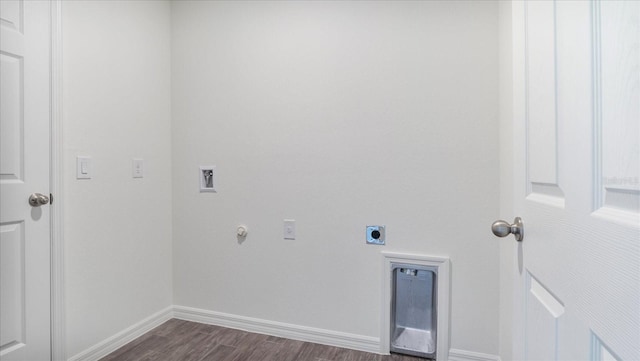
[{"xmin": 99, "ymin": 319, "xmax": 426, "ymax": 361}]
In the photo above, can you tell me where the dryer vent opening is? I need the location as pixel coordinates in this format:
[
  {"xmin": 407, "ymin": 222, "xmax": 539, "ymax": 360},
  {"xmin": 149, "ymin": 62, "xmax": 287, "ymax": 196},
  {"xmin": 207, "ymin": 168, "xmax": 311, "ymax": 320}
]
[{"xmin": 390, "ymin": 264, "xmax": 437, "ymax": 359}]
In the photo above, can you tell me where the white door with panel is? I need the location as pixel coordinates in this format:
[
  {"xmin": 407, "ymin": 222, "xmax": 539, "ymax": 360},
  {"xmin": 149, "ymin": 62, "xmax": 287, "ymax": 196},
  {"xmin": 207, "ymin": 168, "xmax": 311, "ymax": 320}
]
[
  {"xmin": 0, "ymin": 0, "xmax": 52, "ymax": 360},
  {"xmin": 508, "ymin": 1, "xmax": 639, "ymax": 360}
]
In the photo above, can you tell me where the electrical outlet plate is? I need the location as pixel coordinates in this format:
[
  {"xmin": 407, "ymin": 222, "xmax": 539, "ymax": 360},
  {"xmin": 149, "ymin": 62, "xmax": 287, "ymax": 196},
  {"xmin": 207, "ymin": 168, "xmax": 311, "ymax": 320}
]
[{"xmin": 366, "ymin": 225, "xmax": 385, "ymax": 245}]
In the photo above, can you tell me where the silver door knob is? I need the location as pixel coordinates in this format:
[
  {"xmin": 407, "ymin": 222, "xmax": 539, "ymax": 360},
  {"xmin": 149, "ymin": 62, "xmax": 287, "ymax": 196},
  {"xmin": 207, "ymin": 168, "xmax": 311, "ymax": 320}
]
[
  {"xmin": 491, "ymin": 217, "xmax": 524, "ymax": 242},
  {"xmin": 28, "ymin": 193, "xmax": 50, "ymax": 207}
]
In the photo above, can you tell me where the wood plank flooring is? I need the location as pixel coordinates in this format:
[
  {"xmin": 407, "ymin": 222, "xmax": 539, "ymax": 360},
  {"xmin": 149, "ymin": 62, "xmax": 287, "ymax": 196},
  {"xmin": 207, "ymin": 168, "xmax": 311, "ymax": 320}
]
[{"xmin": 99, "ymin": 319, "xmax": 426, "ymax": 361}]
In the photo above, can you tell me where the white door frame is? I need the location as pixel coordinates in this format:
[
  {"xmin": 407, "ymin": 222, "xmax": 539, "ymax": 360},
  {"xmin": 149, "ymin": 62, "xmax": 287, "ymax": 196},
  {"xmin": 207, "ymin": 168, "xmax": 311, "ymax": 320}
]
[{"xmin": 50, "ymin": 0, "xmax": 65, "ymax": 360}]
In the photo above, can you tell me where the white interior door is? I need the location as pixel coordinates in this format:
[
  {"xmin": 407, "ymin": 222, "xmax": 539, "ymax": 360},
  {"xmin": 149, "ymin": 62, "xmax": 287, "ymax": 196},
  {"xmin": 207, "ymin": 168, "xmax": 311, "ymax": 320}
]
[
  {"xmin": 509, "ymin": 1, "xmax": 639, "ymax": 360},
  {"xmin": 0, "ymin": 0, "xmax": 52, "ymax": 360}
]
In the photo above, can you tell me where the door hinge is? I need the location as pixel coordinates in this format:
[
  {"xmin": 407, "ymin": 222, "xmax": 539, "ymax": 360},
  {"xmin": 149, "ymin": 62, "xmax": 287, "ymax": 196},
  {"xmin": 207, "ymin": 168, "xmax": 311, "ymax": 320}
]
[{"xmin": 50, "ymin": 193, "xmax": 53, "ymax": 205}]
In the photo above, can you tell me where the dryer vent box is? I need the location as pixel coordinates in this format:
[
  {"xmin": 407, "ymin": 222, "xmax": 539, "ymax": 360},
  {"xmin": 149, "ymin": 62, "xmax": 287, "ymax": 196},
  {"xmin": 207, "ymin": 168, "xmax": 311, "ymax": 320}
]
[{"xmin": 390, "ymin": 264, "xmax": 437, "ymax": 359}]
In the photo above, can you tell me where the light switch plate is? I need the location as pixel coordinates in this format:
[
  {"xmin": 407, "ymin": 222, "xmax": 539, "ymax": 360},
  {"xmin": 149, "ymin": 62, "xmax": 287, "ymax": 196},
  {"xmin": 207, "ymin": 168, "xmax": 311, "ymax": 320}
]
[
  {"xmin": 132, "ymin": 159, "xmax": 144, "ymax": 178},
  {"xmin": 284, "ymin": 219, "xmax": 296, "ymax": 240},
  {"xmin": 76, "ymin": 156, "xmax": 91, "ymax": 179}
]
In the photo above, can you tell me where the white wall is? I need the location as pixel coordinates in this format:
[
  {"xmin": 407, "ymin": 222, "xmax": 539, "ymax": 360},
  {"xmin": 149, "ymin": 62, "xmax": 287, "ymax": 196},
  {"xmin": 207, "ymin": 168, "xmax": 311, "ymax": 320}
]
[
  {"xmin": 62, "ymin": 1, "xmax": 173, "ymax": 357},
  {"xmin": 171, "ymin": 0, "xmax": 500, "ymax": 355}
]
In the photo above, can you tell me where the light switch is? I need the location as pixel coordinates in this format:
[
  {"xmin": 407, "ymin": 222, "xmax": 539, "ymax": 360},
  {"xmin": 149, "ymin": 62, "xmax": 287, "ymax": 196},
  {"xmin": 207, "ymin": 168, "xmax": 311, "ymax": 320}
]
[
  {"xmin": 132, "ymin": 159, "xmax": 143, "ymax": 178},
  {"xmin": 284, "ymin": 219, "xmax": 296, "ymax": 240},
  {"xmin": 76, "ymin": 156, "xmax": 91, "ymax": 179}
]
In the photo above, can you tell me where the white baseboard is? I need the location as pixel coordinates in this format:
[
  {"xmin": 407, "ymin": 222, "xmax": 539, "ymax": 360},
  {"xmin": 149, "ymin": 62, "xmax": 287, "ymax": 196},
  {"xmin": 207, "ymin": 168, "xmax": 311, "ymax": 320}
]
[
  {"xmin": 448, "ymin": 348, "xmax": 502, "ymax": 361},
  {"xmin": 67, "ymin": 305, "xmax": 500, "ymax": 361},
  {"xmin": 67, "ymin": 306, "xmax": 173, "ymax": 361},
  {"xmin": 173, "ymin": 305, "xmax": 381, "ymax": 354}
]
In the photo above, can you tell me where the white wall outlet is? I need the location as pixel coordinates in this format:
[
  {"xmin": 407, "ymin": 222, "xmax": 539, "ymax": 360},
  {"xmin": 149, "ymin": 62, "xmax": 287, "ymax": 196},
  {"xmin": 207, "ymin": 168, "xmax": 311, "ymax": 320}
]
[
  {"xmin": 76, "ymin": 156, "xmax": 91, "ymax": 179},
  {"xmin": 132, "ymin": 158, "xmax": 144, "ymax": 178},
  {"xmin": 284, "ymin": 219, "xmax": 296, "ymax": 240},
  {"xmin": 199, "ymin": 165, "xmax": 217, "ymax": 192}
]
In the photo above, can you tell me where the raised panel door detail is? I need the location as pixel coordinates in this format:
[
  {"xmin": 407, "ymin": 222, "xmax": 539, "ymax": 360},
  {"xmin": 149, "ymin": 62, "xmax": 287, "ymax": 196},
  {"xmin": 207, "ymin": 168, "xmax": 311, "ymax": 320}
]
[
  {"xmin": 0, "ymin": 53, "xmax": 24, "ymax": 181},
  {"xmin": 593, "ymin": 0, "xmax": 640, "ymax": 217},
  {"xmin": 525, "ymin": 272, "xmax": 565, "ymax": 361},
  {"xmin": 0, "ymin": 222, "xmax": 25, "ymax": 355},
  {"xmin": 591, "ymin": 334, "xmax": 622, "ymax": 361},
  {"xmin": 0, "ymin": 0, "xmax": 23, "ymax": 33},
  {"xmin": 525, "ymin": 1, "xmax": 564, "ymax": 205}
]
